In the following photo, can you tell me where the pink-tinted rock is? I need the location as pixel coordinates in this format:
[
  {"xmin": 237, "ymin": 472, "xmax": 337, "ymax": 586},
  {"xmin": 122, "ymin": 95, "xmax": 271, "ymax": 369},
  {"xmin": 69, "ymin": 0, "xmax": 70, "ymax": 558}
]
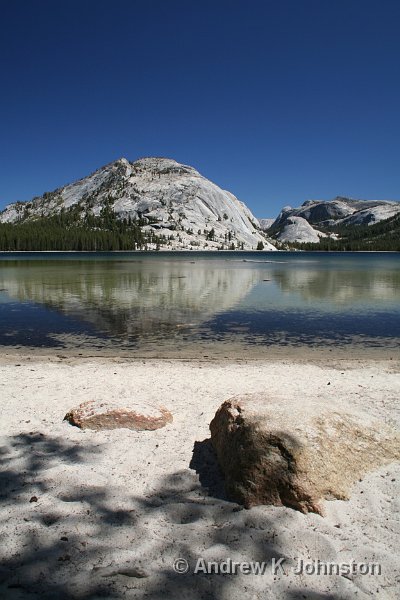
[{"xmin": 64, "ymin": 399, "xmax": 172, "ymax": 431}]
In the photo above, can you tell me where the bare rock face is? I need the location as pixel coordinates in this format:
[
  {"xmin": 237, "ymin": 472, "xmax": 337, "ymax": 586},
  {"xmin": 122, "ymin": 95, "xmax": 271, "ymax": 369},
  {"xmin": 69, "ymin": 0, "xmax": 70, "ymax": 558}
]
[
  {"xmin": 210, "ymin": 395, "xmax": 400, "ymax": 515},
  {"xmin": 0, "ymin": 157, "xmax": 276, "ymax": 251},
  {"xmin": 65, "ymin": 399, "xmax": 173, "ymax": 431},
  {"xmin": 275, "ymin": 216, "xmax": 326, "ymax": 243}
]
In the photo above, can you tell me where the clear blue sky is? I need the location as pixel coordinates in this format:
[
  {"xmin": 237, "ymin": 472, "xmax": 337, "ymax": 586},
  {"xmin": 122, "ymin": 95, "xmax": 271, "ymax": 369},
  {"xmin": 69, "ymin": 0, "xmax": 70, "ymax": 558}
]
[{"xmin": 1, "ymin": 0, "xmax": 399, "ymax": 218}]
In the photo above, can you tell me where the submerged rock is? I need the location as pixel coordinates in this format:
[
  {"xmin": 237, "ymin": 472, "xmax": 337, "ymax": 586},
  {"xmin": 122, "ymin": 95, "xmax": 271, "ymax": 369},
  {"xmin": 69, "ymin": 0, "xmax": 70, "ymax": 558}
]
[
  {"xmin": 210, "ymin": 394, "xmax": 400, "ymax": 515},
  {"xmin": 64, "ymin": 399, "xmax": 173, "ymax": 431}
]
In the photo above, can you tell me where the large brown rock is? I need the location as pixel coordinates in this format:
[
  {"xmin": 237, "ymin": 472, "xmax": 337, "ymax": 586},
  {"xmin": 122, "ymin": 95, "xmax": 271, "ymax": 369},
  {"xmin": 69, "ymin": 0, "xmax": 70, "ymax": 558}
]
[
  {"xmin": 210, "ymin": 395, "xmax": 400, "ymax": 515},
  {"xmin": 65, "ymin": 399, "xmax": 173, "ymax": 431}
]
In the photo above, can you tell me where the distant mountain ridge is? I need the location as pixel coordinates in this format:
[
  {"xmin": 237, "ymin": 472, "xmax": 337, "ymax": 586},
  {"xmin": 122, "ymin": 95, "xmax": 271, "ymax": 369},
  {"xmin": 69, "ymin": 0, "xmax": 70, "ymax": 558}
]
[
  {"xmin": 264, "ymin": 196, "xmax": 400, "ymax": 249},
  {"xmin": 0, "ymin": 157, "xmax": 276, "ymax": 251},
  {"xmin": 2, "ymin": 166, "xmax": 399, "ymax": 251}
]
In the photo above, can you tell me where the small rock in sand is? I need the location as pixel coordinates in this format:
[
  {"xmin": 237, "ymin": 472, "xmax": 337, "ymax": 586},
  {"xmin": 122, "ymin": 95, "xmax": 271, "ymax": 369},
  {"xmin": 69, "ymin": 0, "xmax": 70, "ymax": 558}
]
[{"xmin": 64, "ymin": 399, "xmax": 173, "ymax": 431}]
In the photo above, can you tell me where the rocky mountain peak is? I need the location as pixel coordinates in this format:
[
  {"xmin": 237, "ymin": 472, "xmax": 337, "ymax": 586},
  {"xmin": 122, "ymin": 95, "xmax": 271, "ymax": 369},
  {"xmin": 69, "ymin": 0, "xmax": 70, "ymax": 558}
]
[
  {"xmin": 266, "ymin": 195, "xmax": 400, "ymax": 245},
  {"xmin": 0, "ymin": 157, "xmax": 276, "ymax": 251},
  {"xmin": 130, "ymin": 157, "xmax": 197, "ymax": 176}
]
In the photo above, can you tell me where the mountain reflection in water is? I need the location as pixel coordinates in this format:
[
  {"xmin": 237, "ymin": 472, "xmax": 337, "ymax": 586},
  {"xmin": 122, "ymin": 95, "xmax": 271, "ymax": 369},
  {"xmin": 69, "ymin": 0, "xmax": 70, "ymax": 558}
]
[{"xmin": 0, "ymin": 252, "xmax": 399, "ymax": 354}]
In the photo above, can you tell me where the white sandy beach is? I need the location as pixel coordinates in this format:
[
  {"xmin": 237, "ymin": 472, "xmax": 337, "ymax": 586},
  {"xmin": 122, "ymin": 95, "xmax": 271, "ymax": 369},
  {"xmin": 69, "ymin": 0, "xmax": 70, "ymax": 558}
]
[{"xmin": 0, "ymin": 355, "xmax": 399, "ymax": 599}]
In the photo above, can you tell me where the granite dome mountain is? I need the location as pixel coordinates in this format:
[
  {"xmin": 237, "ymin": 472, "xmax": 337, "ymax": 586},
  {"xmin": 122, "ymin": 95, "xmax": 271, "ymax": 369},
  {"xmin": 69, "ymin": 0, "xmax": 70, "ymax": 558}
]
[
  {"xmin": 0, "ymin": 157, "xmax": 276, "ymax": 251},
  {"xmin": 263, "ymin": 196, "xmax": 400, "ymax": 249}
]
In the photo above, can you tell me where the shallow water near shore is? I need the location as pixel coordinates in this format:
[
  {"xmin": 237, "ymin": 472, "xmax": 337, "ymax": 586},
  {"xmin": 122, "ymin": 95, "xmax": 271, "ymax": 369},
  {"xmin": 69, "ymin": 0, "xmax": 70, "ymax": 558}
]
[{"xmin": 0, "ymin": 251, "xmax": 399, "ymax": 358}]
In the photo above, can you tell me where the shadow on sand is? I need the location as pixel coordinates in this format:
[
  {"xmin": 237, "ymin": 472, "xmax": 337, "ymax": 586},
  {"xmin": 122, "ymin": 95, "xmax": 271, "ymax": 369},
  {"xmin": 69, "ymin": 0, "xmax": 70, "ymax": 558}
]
[{"xmin": 0, "ymin": 432, "xmax": 346, "ymax": 599}]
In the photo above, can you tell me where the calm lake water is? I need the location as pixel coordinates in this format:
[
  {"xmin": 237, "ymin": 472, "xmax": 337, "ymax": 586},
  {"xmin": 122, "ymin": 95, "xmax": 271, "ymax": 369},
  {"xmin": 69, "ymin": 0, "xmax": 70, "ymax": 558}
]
[{"xmin": 0, "ymin": 251, "xmax": 399, "ymax": 358}]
